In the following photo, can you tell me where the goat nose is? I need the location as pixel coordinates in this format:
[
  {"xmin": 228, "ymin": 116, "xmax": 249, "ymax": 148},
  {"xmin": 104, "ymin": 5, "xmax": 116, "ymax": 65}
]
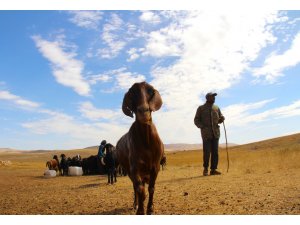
[{"xmin": 137, "ymin": 106, "xmax": 150, "ymax": 113}]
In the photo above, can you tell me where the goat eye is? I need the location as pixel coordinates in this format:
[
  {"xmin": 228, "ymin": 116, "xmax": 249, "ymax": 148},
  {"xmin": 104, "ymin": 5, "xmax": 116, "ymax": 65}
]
[{"xmin": 147, "ymin": 88, "xmax": 154, "ymax": 96}]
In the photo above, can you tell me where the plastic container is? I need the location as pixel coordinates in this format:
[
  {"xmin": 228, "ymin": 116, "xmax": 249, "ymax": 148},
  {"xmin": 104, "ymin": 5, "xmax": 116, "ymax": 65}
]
[
  {"xmin": 44, "ymin": 169, "xmax": 56, "ymax": 178},
  {"xmin": 68, "ymin": 166, "xmax": 83, "ymax": 176}
]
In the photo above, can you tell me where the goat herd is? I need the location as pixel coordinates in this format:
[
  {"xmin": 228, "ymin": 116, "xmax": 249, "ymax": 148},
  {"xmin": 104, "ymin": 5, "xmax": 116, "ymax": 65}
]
[
  {"xmin": 46, "ymin": 144, "xmax": 126, "ymax": 183},
  {"xmin": 46, "ymin": 82, "xmax": 167, "ymax": 215}
]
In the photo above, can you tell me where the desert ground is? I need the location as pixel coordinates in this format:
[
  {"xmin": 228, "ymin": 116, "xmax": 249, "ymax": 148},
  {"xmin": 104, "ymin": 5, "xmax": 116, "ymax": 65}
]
[{"xmin": 0, "ymin": 133, "xmax": 300, "ymax": 215}]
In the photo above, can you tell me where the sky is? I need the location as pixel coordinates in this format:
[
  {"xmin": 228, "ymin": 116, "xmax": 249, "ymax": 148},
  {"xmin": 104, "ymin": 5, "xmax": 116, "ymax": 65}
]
[{"xmin": 1, "ymin": 9, "xmax": 300, "ymax": 150}]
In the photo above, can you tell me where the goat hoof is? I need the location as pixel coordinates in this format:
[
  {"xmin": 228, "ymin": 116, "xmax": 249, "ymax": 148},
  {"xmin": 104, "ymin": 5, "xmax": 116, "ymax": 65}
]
[
  {"xmin": 147, "ymin": 206, "xmax": 154, "ymax": 215},
  {"xmin": 136, "ymin": 209, "xmax": 145, "ymax": 215},
  {"xmin": 133, "ymin": 203, "xmax": 138, "ymax": 210}
]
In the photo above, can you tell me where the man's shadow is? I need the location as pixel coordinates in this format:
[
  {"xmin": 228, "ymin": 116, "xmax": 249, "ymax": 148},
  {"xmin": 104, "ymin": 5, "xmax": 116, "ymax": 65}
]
[{"xmin": 97, "ymin": 207, "xmax": 132, "ymax": 215}]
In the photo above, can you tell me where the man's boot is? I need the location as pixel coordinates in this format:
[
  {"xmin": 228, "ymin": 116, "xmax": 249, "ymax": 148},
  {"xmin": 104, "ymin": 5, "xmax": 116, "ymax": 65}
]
[
  {"xmin": 210, "ymin": 170, "xmax": 222, "ymax": 175},
  {"xmin": 203, "ymin": 168, "xmax": 208, "ymax": 176}
]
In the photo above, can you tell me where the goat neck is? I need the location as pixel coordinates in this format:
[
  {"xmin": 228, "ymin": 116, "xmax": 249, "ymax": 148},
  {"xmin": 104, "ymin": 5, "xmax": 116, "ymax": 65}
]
[{"xmin": 130, "ymin": 119, "xmax": 159, "ymax": 148}]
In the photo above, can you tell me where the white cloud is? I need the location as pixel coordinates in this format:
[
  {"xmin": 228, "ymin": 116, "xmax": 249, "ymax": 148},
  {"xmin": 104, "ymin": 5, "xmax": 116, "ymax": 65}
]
[
  {"xmin": 0, "ymin": 90, "xmax": 129, "ymax": 148},
  {"xmin": 265, "ymin": 100, "xmax": 300, "ymax": 118},
  {"xmin": 68, "ymin": 11, "xmax": 103, "ymax": 29},
  {"xmin": 153, "ymin": 106, "xmax": 200, "ymax": 145},
  {"xmin": 113, "ymin": 68, "xmax": 146, "ymax": 90},
  {"xmin": 99, "ymin": 13, "xmax": 126, "ymax": 59},
  {"xmin": 32, "ymin": 35, "xmax": 91, "ymax": 96},
  {"xmin": 79, "ymin": 101, "xmax": 121, "ymax": 121},
  {"xmin": 140, "ymin": 11, "xmax": 161, "ymax": 24},
  {"xmin": 142, "ymin": 23, "xmax": 184, "ymax": 57},
  {"xmin": 0, "ymin": 90, "xmax": 40, "ymax": 109},
  {"xmin": 287, "ymin": 17, "xmax": 300, "ymax": 25},
  {"xmin": 222, "ymin": 99, "xmax": 275, "ymax": 127},
  {"xmin": 127, "ymin": 48, "xmax": 140, "ymax": 62},
  {"xmin": 223, "ymin": 99, "xmax": 300, "ymax": 128},
  {"xmin": 141, "ymin": 11, "xmax": 286, "ymax": 144},
  {"xmin": 149, "ymin": 11, "xmax": 280, "ymax": 110},
  {"xmin": 0, "ymin": 90, "xmax": 81, "ymax": 120},
  {"xmin": 216, "ymin": 98, "xmax": 300, "ymax": 144},
  {"xmin": 253, "ymin": 32, "xmax": 300, "ymax": 83},
  {"xmin": 88, "ymin": 74, "xmax": 112, "ymax": 85},
  {"xmin": 87, "ymin": 67, "xmax": 146, "ymax": 91},
  {"xmin": 22, "ymin": 110, "xmax": 129, "ymax": 148}
]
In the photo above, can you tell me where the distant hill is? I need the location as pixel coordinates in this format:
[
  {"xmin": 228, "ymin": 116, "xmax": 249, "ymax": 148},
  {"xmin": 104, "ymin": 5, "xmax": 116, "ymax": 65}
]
[
  {"xmin": 0, "ymin": 148, "xmax": 12, "ymax": 152},
  {"xmin": 84, "ymin": 146, "xmax": 98, "ymax": 150},
  {"xmin": 164, "ymin": 143, "xmax": 202, "ymax": 151},
  {"xmin": 84, "ymin": 144, "xmax": 203, "ymax": 151},
  {"xmin": 0, "ymin": 148, "xmax": 22, "ymax": 153},
  {"xmin": 84, "ymin": 143, "xmax": 237, "ymax": 152},
  {"xmin": 0, "ymin": 148, "xmax": 54, "ymax": 153},
  {"xmin": 0, "ymin": 143, "xmax": 237, "ymax": 152},
  {"xmin": 230, "ymin": 132, "xmax": 300, "ymax": 151},
  {"xmin": 2, "ymin": 132, "xmax": 300, "ymax": 152},
  {"xmin": 164, "ymin": 143, "xmax": 238, "ymax": 151}
]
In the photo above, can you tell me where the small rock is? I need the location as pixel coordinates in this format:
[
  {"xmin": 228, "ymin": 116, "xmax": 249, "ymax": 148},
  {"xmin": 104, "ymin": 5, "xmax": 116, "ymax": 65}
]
[{"xmin": 183, "ymin": 192, "xmax": 189, "ymax": 196}]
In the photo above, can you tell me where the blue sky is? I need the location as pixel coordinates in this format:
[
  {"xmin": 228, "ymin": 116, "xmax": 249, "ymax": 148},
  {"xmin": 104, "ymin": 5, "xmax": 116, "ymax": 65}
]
[{"xmin": 1, "ymin": 10, "xmax": 300, "ymax": 150}]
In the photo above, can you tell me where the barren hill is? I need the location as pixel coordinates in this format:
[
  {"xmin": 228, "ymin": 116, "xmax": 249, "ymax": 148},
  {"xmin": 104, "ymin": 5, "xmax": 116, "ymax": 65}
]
[
  {"xmin": 0, "ymin": 148, "xmax": 22, "ymax": 153},
  {"xmin": 230, "ymin": 132, "xmax": 300, "ymax": 151}
]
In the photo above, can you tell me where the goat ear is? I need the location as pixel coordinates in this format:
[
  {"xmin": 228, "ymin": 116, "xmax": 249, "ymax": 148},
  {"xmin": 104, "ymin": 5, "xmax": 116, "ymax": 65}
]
[
  {"xmin": 149, "ymin": 89, "xmax": 162, "ymax": 112},
  {"xmin": 122, "ymin": 91, "xmax": 134, "ymax": 118}
]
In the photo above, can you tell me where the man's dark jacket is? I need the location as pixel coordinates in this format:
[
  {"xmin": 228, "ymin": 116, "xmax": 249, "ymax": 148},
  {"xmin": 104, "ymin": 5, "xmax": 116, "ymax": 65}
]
[{"xmin": 194, "ymin": 103, "xmax": 224, "ymax": 141}]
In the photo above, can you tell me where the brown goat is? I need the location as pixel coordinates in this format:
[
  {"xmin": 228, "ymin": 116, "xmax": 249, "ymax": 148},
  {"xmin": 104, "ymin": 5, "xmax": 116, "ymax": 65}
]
[
  {"xmin": 46, "ymin": 155, "xmax": 60, "ymax": 173},
  {"xmin": 116, "ymin": 82, "xmax": 165, "ymax": 215}
]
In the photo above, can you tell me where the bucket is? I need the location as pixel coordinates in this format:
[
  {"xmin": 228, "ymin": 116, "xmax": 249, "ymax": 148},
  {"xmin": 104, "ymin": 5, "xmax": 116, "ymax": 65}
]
[
  {"xmin": 44, "ymin": 169, "xmax": 56, "ymax": 178},
  {"xmin": 68, "ymin": 166, "xmax": 83, "ymax": 176}
]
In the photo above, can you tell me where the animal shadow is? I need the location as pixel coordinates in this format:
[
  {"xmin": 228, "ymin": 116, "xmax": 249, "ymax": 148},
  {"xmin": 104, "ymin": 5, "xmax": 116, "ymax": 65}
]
[
  {"xmin": 78, "ymin": 183, "xmax": 100, "ymax": 189},
  {"xmin": 98, "ymin": 207, "xmax": 131, "ymax": 215},
  {"xmin": 33, "ymin": 175, "xmax": 46, "ymax": 179},
  {"xmin": 160, "ymin": 174, "xmax": 206, "ymax": 184}
]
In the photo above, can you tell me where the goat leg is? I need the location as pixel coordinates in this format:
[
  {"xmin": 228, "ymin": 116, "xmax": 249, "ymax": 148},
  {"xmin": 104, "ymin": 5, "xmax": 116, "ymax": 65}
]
[
  {"xmin": 133, "ymin": 184, "xmax": 138, "ymax": 210},
  {"xmin": 114, "ymin": 168, "xmax": 117, "ymax": 183},
  {"xmin": 147, "ymin": 170, "xmax": 158, "ymax": 215},
  {"xmin": 133, "ymin": 180, "xmax": 146, "ymax": 215},
  {"xmin": 136, "ymin": 185, "xmax": 146, "ymax": 215}
]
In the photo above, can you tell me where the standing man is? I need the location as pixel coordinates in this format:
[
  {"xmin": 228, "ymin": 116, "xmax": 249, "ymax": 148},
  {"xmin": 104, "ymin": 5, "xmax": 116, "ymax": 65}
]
[
  {"xmin": 103, "ymin": 143, "xmax": 116, "ymax": 185},
  {"xmin": 194, "ymin": 92, "xmax": 225, "ymax": 176}
]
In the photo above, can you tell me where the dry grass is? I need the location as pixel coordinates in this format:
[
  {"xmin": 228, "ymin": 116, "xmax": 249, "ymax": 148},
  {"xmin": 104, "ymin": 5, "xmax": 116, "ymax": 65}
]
[{"xmin": 0, "ymin": 133, "xmax": 300, "ymax": 215}]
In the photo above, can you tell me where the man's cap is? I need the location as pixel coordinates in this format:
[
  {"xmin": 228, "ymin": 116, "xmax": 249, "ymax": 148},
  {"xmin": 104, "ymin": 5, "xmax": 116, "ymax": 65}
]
[{"xmin": 205, "ymin": 92, "xmax": 217, "ymax": 99}]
